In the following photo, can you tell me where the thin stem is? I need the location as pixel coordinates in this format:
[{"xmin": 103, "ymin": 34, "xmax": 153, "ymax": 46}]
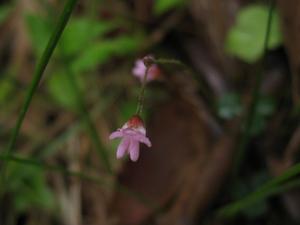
[
  {"xmin": 217, "ymin": 159, "xmax": 300, "ymax": 217},
  {"xmin": 154, "ymin": 58, "xmax": 187, "ymax": 69},
  {"xmin": 217, "ymin": 177, "xmax": 300, "ymax": 218},
  {"xmin": 257, "ymin": 163, "xmax": 300, "ymax": 192},
  {"xmin": 0, "ymin": 0, "xmax": 78, "ymax": 191},
  {"xmin": 233, "ymin": 0, "xmax": 275, "ymax": 175},
  {"xmin": 136, "ymin": 67, "xmax": 150, "ymax": 115}
]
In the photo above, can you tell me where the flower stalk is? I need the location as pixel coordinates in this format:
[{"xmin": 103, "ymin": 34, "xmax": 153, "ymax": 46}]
[
  {"xmin": 136, "ymin": 66, "xmax": 150, "ymax": 115},
  {"xmin": 110, "ymin": 56, "xmax": 155, "ymax": 162}
]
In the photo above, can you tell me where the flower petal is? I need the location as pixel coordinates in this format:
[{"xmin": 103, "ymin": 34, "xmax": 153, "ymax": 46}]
[
  {"xmin": 109, "ymin": 130, "xmax": 123, "ymax": 140},
  {"xmin": 129, "ymin": 140, "xmax": 140, "ymax": 162},
  {"xmin": 139, "ymin": 136, "xmax": 152, "ymax": 147},
  {"xmin": 116, "ymin": 138, "xmax": 130, "ymax": 159},
  {"xmin": 130, "ymin": 132, "xmax": 152, "ymax": 147},
  {"xmin": 132, "ymin": 60, "xmax": 146, "ymax": 77},
  {"xmin": 132, "ymin": 67, "xmax": 144, "ymax": 77}
]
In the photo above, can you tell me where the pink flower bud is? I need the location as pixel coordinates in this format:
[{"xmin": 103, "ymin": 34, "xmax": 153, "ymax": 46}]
[{"xmin": 132, "ymin": 56, "xmax": 161, "ymax": 83}]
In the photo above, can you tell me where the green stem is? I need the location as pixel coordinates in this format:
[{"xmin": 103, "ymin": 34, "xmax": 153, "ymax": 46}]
[
  {"xmin": 154, "ymin": 58, "xmax": 187, "ymax": 69},
  {"xmin": 0, "ymin": 0, "xmax": 78, "ymax": 189},
  {"xmin": 217, "ymin": 177, "xmax": 300, "ymax": 218},
  {"xmin": 218, "ymin": 161, "xmax": 300, "ymax": 218},
  {"xmin": 136, "ymin": 67, "xmax": 150, "ymax": 115}
]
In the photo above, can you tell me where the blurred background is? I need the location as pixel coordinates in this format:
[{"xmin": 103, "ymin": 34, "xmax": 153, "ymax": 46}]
[{"xmin": 0, "ymin": 0, "xmax": 300, "ymax": 224}]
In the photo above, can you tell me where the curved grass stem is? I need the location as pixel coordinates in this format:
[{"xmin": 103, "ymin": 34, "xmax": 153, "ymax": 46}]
[
  {"xmin": 218, "ymin": 146, "xmax": 300, "ymax": 218},
  {"xmin": 136, "ymin": 67, "xmax": 150, "ymax": 115},
  {"xmin": 0, "ymin": 0, "xmax": 79, "ymax": 191}
]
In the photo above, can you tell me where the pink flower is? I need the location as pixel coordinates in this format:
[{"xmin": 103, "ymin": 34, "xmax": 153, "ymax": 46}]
[
  {"xmin": 109, "ymin": 115, "xmax": 152, "ymax": 162},
  {"xmin": 132, "ymin": 56, "xmax": 161, "ymax": 82}
]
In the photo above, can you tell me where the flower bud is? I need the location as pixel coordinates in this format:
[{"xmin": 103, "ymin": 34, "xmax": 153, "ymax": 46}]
[{"xmin": 143, "ymin": 55, "xmax": 155, "ymax": 68}]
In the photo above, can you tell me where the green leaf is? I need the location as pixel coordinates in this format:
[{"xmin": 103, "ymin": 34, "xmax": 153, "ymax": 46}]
[
  {"xmin": 60, "ymin": 18, "xmax": 116, "ymax": 56},
  {"xmin": 25, "ymin": 14, "xmax": 52, "ymax": 56},
  {"xmin": 154, "ymin": 0, "xmax": 186, "ymax": 15},
  {"xmin": 225, "ymin": 4, "xmax": 282, "ymax": 63},
  {"xmin": 7, "ymin": 162, "xmax": 54, "ymax": 212},
  {"xmin": 47, "ymin": 70, "xmax": 82, "ymax": 109},
  {"xmin": 72, "ymin": 35, "xmax": 143, "ymax": 73}
]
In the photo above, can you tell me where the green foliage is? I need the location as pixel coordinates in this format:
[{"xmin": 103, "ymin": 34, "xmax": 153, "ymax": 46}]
[
  {"xmin": 2, "ymin": 0, "xmax": 79, "ymax": 190},
  {"xmin": 26, "ymin": 14, "xmax": 116, "ymax": 59},
  {"xmin": 217, "ymin": 92, "xmax": 242, "ymax": 119},
  {"xmin": 26, "ymin": 14, "xmax": 52, "ymax": 56},
  {"xmin": 225, "ymin": 4, "xmax": 282, "ymax": 63},
  {"xmin": 47, "ymin": 70, "xmax": 82, "ymax": 109},
  {"xmin": 72, "ymin": 35, "xmax": 143, "ymax": 73},
  {"xmin": 154, "ymin": 0, "xmax": 186, "ymax": 15},
  {"xmin": 26, "ymin": 14, "xmax": 143, "ymax": 108},
  {"xmin": 7, "ymin": 162, "xmax": 54, "ymax": 212},
  {"xmin": 60, "ymin": 18, "xmax": 116, "ymax": 57}
]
